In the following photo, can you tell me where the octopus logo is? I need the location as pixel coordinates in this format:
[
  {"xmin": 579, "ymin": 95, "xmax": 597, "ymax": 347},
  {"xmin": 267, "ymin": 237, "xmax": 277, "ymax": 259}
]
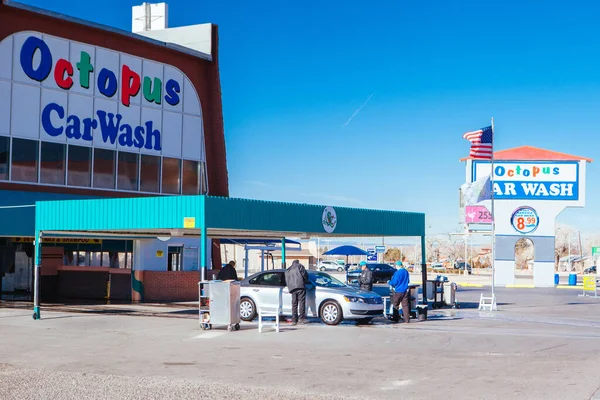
[{"xmin": 322, "ymin": 206, "xmax": 337, "ymax": 233}]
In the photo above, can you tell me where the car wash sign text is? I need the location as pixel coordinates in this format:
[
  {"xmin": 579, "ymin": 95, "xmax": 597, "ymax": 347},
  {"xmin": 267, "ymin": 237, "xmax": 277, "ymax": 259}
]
[
  {"xmin": 18, "ymin": 35, "xmax": 184, "ymax": 152},
  {"xmin": 473, "ymin": 161, "xmax": 579, "ymax": 201}
]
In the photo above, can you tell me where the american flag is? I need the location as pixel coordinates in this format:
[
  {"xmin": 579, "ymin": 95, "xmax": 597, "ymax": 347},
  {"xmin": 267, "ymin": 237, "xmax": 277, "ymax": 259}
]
[{"xmin": 463, "ymin": 126, "xmax": 493, "ymax": 159}]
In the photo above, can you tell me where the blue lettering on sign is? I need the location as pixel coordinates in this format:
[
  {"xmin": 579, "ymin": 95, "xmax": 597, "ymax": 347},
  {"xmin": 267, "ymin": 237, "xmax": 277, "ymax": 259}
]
[
  {"xmin": 41, "ymin": 102, "xmax": 64, "ymax": 137},
  {"xmin": 97, "ymin": 68, "xmax": 118, "ymax": 98},
  {"xmin": 20, "ymin": 36, "xmax": 53, "ymax": 82},
  {"xmin": 40, "ymin": 103, "xmax": 162, "ymax": 151},
  {"xmin": 493, "ymin": 181, "xmax": 578, "ymax": 200},
  {"xmin": 164, "ymin": 79, "xmax": 181, "ymax": 106}
]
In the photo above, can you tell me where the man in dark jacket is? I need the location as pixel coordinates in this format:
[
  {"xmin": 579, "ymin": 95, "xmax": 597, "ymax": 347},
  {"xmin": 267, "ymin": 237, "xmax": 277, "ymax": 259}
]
[
  {"xmin": 284, "ymin": 259, "xmax": 309, "ymax": 325},
  {"xmin": 358, "ymin": 261, "xmax": 373, "ymax": 291},
  {"xmin": 217, "ymin": 261, "xmax": 238, "ymax": 281}
]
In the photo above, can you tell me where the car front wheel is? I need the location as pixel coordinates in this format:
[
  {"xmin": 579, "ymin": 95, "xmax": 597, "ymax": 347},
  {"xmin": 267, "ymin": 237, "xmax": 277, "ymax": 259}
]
[
  {"xmin": 337, "ymin": 267, "xmax": 344, "ymax": 272},
  {"xmin": 320, "ymin": 300, "xmax": 343, "ymax": 325},
  {"xmin": 240, "ymin": 297, "xmax": 257, "ymax": 321}
]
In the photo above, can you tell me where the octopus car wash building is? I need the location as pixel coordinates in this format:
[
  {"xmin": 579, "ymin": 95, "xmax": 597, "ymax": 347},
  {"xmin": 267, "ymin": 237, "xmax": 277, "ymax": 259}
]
[{"xmin": 0, "ymin": 1, "xmax": 228, "ymax": 301}]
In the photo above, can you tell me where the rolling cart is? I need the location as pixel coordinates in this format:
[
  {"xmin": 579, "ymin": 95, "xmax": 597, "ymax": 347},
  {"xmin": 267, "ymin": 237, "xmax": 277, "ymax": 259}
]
[{"xmin": 199, "ymin": 281, "xmax": 241, "ymax": 332}]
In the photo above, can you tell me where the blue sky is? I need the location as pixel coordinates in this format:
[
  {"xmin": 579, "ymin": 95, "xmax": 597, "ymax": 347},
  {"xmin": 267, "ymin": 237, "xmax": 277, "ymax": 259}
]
[{"xmin": 18, "ymin": 0, "xmax": 600, "ymax": 236}]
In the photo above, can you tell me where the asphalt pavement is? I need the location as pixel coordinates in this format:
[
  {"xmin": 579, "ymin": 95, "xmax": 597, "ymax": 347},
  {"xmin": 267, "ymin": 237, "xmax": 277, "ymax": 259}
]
[{"xmin": 1, "ymin": 288, "xmax": 600, "ymax": 400}]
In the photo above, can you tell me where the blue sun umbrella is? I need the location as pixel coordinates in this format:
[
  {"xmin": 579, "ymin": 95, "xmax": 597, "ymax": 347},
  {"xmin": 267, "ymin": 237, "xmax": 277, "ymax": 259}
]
[{"xmin": 323, "ymin": 245, "xmax": 369, "ymax": 265}]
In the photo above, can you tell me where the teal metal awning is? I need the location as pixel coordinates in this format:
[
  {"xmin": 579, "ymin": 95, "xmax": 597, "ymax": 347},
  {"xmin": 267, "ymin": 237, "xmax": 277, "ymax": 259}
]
[
  {"xmin": 34, "ymin": 195, "xmax": 425, "ymax": 239},
  {"xmin": 31, "ymin": 195, "xmax": 428, "ymax": 320}
]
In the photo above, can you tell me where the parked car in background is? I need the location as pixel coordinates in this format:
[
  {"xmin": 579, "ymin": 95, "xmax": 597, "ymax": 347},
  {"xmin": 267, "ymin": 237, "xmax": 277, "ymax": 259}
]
[
  {"xmin": 454, "ymin": 261, "xmax": 472, "ymax": 274},
  {"xmin": 584, "ymin": 266, "xmax": 597, "ymax": 274},
  {"xmin": 318, "ymin": 260, "xmax": 345, "ymax": 272},
  {"xmin": 346, "ymin": 263, "xmax": 397, "ymax": 284},
  {"xmin": 431, "ymin": 263, "xmax": 445, "ymax": 270},
  {"xmin": 239, "ymin": 270, "xmax": 384, "ymax": 325}
]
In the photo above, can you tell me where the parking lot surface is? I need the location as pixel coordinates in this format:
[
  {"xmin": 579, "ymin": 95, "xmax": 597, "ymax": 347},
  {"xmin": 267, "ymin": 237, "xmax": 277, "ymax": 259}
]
[{"xmin": 2, "ymin": 288, "xmax": 600, "ymax": 400}]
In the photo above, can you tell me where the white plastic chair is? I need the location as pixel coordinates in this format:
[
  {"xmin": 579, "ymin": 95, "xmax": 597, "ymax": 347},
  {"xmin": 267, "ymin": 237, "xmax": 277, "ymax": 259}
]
[
  {"xmin": 258, "ymin": 288, "xmax": 282, "ymax": 333},
  {"xmin": 478, "ymin": 293, "xmax": 497, "ymax": 311}
]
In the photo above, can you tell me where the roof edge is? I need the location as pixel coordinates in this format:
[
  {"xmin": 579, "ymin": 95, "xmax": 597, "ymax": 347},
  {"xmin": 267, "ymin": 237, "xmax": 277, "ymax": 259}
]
[
  {"xmin": 3, "ymin": 1, "xmax": 213, "ymax": 62},
  {"xmin": 460, "ymin": 145, "xmax": 593, "ymax": 163}
]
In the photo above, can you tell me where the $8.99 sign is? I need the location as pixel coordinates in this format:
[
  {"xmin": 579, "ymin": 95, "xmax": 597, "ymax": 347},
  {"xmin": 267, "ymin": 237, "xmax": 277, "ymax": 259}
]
[{"xmin": 511, "ymin": 206, "xmax": 539, "ymax": 234}]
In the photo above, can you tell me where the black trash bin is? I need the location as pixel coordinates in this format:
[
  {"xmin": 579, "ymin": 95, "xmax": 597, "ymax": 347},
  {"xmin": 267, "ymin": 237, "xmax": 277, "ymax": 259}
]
[{"xmin": 416, "ymin": 305, "xmax": 428, "ymax": 321}]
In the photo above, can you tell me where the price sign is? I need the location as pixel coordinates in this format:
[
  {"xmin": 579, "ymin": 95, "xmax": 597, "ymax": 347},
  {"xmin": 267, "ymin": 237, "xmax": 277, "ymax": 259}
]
[
  {"xmin": 465, "ymin": 205, "xmax": 493, "ymax": 224},
  {"xmin": 510, "ymin": 206, "xmax": 539, "ymax": 234}
]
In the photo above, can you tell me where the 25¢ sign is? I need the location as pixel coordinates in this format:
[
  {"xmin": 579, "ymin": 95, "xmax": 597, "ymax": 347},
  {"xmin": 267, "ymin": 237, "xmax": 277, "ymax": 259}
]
[{"xmin": 511, "ymin": 206, "xmax": 539, "ymax": 234}]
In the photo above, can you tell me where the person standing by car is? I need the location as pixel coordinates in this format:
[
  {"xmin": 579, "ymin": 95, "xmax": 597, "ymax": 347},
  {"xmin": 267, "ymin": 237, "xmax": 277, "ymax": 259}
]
[
  {"xmin": 389, "ymin": 259, "xmax": 410, "ymax": 323},
  {"xmin": 217, "ymin": 261, "xmax": 238, "ymax": 281},
  {"xmin": 285, "ymin": 259, "xmax": 309, "ymax": 325},
  {"xmin": 358, "ymin": 261, "xmax": 373, "ymax": 291}
]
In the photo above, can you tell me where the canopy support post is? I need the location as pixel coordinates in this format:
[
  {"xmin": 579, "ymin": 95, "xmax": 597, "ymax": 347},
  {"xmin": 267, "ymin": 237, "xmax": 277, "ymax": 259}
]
[
  {"xmin": 200, "ymin": 197, "xmax": 207, "ymax": 282},
  {"xmin": 281, "ymin": 238, "xmax": 286, "ymax": 268},
  {"xmin": 244, "ymin": 245, "xmax": 249, "ymax": 276},
  {"xmin": 33, "ymin": 230, "xmax": 42, "ymax": 320},
  {"xmin": 420, "ymin": 234, "xmax": 428, "ymax": 306}
]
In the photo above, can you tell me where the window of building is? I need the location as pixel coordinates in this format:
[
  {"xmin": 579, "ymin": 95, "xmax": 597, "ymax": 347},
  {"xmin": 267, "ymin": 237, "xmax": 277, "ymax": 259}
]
[
  {"xmin": 11, "ymin": 138, "xmax": 39, "ymax": 183},
  {"xmin": 167, "ymin": 246, "xmax": 183, "ymax": 271},
  {"xmin": 182, "ymin": 160, "xmax": 200, "ymax": 195},
  {"xmin": 40, "ymin": 142, "xmax": 66, "ymax": 185},
  {"xmin": 0, "ymin": 136, "xmax": 9, "ymax": 180},
  {"xmin": 117, "ymin": 152, "xmax": 139, "ymax": 191},
  {"xmin": 67, "ymin": 145, "xmax": 92, "ymax": 187},
  {"xmin": 140, "ymin": 154, "xmax": 160, "ymax": 193},
  {"xmin": 162, "ymin": 157, "xmax": 181, "ymax": 194},
  {"xmin": 93, "ymin": 148, "xmax": 116, "ymax": 189}
]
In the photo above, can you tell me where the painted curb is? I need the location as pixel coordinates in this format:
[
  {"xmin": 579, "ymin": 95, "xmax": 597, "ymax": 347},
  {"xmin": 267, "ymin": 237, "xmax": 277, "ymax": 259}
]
[
  {"xmin": 556, "ymin": 285, "xmax": 584, "ymax": 290},
  {"xmin": 506, "ymin": 284, "xmax": 535, "ymax": 288}
]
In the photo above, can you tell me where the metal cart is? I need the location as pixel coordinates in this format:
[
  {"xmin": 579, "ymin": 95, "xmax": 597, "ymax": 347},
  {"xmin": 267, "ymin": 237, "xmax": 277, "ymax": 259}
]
[
  {"xmin": 426, "ymin": 276, "xmax": 448, "ymax": 309},
  {"xmin": 199, "ymin": 281, "xmax": 241, "ymax": 332}
]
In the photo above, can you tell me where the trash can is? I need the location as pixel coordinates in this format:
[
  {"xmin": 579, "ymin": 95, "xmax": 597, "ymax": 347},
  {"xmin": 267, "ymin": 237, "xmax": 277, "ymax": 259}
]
[
  {"xmin": 444, "ymin": 282, "xmax": 457, "ymax": 307},
  {"xmin": 554, "ymin": 273, "xmax": 560, "ymax": 285},
  {"xmin": 416, "ymin": 305, "xmax": 428, "ymax": 321},
  {"xmin": 568, "ymin": 273, "xmax": 577, "ymax": 286}
]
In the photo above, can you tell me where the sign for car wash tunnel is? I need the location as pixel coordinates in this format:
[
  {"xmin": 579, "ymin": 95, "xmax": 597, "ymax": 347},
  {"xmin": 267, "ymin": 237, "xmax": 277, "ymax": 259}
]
[
  {"xmin": 473, "ymin": 161, "xmax": 579, "ymax": 201},
  {"xmin": 0, "ymin": 31, "xmax": 205, "ymax": 156}
]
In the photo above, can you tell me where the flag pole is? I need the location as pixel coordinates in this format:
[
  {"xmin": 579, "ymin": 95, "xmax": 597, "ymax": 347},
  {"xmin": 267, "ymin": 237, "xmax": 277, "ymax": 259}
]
[{"xmin": 490, "ymin": 117, "xmax": 497, "ymax": 309}]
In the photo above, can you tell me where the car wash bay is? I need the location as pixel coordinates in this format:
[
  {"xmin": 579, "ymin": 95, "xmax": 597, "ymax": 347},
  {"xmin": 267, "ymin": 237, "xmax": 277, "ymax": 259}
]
[{"xmin": 31, "ymin": 195, "xmax": 426, "ymax": 319}]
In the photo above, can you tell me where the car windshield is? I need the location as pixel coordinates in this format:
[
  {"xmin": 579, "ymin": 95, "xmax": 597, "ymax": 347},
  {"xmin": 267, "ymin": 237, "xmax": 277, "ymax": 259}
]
[{"xmin": 309, "ymin": 272, "xmax": 347, "ymax": 288}]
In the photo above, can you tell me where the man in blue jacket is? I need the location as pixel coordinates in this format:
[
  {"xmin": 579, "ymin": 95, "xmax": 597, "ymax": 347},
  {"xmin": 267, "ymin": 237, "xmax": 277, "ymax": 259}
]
[{"xmin": 389, "ymin": 259, "xmax": 410, "ymax": 323}]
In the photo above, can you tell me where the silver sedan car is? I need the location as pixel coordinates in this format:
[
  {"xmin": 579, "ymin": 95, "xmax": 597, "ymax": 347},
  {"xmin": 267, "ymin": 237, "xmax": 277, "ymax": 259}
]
[{"xmin": 239, "ymin": 269, "xmax": 384, "ymax": 325}]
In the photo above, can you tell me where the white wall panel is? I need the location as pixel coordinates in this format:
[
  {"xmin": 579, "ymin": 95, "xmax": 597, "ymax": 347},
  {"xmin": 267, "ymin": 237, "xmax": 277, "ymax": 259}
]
[
  {"xmin": 182, "ymin": 115, "xmax": 203, "ymax": 161},
  {"xmin": 11, "ymin": 83, "xmax": 40, "ymax": 139},
  {"xmin": 0, "ymin": 81, "xmax": 11, "ymax": 135},
  {"xmin": 0, "ymin": 36, "xmax": 13, "ymax": 80}
]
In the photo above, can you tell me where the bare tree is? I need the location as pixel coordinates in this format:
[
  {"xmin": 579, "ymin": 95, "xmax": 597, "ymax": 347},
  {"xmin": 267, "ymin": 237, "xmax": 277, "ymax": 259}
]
[{"xmin": 384, "ymin": 247, "xmax": 401, "ymax": 262}]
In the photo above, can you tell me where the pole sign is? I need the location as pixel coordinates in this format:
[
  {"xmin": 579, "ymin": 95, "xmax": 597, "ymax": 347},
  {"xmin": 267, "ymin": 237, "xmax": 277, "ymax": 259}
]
[
  {"xmin": 366, "ymin": 248, "xmax": 377, "ymax": 263},
  {"xmin": 592, "ymin": 247, "xmax": 600, "ymax": 257},
  {"xmin": 510, "ymin": 206, "xmax": 540, "ymax": 234},
  {"xmin": 375, "ymin": 245, "xmax": 386, "ymax": 253},
  {"xmin": 465, "ymin": 205, "xmax": 492, "ymax": 224},
  {"xmin": 473, "ymin": 161, "xmax": 579, "ymax": 201}
]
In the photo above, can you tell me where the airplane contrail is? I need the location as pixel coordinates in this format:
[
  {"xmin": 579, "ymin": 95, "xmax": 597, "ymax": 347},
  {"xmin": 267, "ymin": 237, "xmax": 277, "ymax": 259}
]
[{"xmin": 344, "ymin": 92, "xmax": 375, "ymax": 126}]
